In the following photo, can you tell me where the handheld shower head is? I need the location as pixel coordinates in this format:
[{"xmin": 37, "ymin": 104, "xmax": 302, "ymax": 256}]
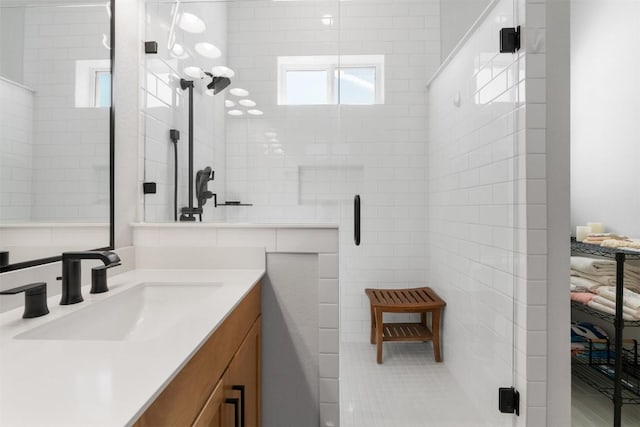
[{"xmin": 204, "ymin": 72, "xmax": 231, "ymax": 95}]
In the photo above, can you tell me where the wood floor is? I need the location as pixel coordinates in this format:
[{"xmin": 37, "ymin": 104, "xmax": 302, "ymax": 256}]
[{"xmin": 572, "ymin": 375, "xmax": 640, "ymax": 426}]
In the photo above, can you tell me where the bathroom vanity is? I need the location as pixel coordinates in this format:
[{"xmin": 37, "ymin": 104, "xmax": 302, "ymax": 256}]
[
  {"xmin": 0, "ymin": 268, "xmax": 264, "ymax": 426},
  {"xmin": 134, "ymin": 280, "xmax": 261, "ymax": 426}
]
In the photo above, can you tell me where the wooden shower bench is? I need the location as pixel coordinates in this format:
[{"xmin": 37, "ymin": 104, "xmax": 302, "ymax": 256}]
[{"xmin": 365, "ymin": 287, "xmax": 446, "ymax": 364}]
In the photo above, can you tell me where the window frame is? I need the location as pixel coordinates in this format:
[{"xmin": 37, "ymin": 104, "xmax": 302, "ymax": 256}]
[{"xmin": 277, "ymin": 55, "xmax": 384, "ymax": 105}]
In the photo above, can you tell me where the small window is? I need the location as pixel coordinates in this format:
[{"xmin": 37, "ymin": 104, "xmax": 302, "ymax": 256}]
[
  {"xmin": 278, "ymin": 55, "xmax": 384, "ymax": 105},
  {"xmin": 75, "ymin": 59, "xmax": 111, "ymax": 108},
  {"xmin": 94, "ymin": 70, "xmax": 111, "ymax": 107},
  {"xmin": 285, "ymin": 70, "xmax": 328, "ymax": 105},
  {"xmin": 336, "ymin": 67, "xmax": 376, "ymax": 105}
]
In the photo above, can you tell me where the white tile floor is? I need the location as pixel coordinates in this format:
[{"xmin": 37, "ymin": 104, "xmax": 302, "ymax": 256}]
[
  {"xmin": 340, "ymin": 341, "xmax": 640, "ymax": 427},
  {"xmin": 340, "ymin": 341, "xmax": 492, "ymax": 427}
]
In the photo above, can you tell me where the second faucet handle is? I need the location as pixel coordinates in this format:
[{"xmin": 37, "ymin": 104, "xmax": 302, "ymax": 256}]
[{"xmin": 90, "ymin": 262, "xmax": 121, "ymax": 294}]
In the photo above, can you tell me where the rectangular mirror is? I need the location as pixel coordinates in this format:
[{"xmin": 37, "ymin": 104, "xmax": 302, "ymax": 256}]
[{"xmin": 0, "ymin": 0, "xmax": 113, "ymax": 272}]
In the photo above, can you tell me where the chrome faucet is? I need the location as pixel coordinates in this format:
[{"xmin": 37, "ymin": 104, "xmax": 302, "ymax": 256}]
[{"xmin": 60, "ymin": 251, "xmax": 121, "ymax": 305}]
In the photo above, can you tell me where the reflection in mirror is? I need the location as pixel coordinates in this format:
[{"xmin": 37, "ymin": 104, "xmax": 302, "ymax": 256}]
[{"xmin": 0, "ymin": 0, "xmax": 113, "ymax": 269}]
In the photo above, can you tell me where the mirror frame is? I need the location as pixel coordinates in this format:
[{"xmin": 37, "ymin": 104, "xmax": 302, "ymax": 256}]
[{"xmin": 0, "ymin": 0, "xmax": 115, "ymax": 273}]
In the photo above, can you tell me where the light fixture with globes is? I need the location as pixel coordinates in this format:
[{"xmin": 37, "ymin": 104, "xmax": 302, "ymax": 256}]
[{"xmin": 194, "ymin": 42, "xmax": 221, "ymax": 59}]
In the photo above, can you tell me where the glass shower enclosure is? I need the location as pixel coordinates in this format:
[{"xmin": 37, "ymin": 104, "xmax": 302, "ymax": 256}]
[{"xmin": 142, "ymin": 0, "xmax": 521, "ymax": 425}]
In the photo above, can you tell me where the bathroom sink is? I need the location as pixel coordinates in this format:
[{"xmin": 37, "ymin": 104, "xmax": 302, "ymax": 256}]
[{"xmin": 16, "ymin": 282, "xmax": 222, "ymax": 342}]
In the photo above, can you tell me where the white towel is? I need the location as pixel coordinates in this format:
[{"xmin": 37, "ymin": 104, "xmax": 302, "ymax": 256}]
[
  {"xmin": 570, "ymin": 275, "xmax": 605, "ymax": 292},
  {"xmin": 597, "ymin": 286, "xmax": 640, "ymax": 310},
  {"xmin": 571, "ymin": 256, "xmax": 616, "ymax": 276},
  {"xmin": 592, "ymin": 296, "xmax": 640, "ymax": 319},
  {"xmin": 587, "ymin": 300, "xmax": 637, "ymax": 321}
]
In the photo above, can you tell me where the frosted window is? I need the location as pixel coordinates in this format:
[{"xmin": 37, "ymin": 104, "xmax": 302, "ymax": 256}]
[
  {"xmin": 94, "ymin": 71, "xmax": 111, "ymax": 108},
  {"xmin": 336, "ymin": 67, "xmax": 375, "ymax": 105},
  {"xmin": 277, "ymin": 55, "xmax": 384, "ymax": 105},
  {"xmin": 285, "ymin": 70, "xmax": 327, "ymax": 105}
]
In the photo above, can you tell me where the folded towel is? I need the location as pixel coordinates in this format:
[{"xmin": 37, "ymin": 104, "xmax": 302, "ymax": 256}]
[
  {"xmin": 597, "ymin": 286, "xmax": 640, "ymax": 310},
  {"xmin": 571, "ymin": 292, "xmax": 595, "ymax": 304},
  {"xmin": 587, "ymin": 233, "xmax": 629, "ymax": 239},
  {"xmin": 570, "ymin": 275, "xmax": 605, "ymax": 292},
  {"xmin": 627, "ymin": 260, "xmax": 640, "ymax": 274},
  {"xmin": 601, "ymin": 239, "xmax": 640, "ymax": 250},
  {"xmin": 587, "ymin": 300, "xmax": 637, "ymax": 320},
  {"xmin": 571, "ymin": 256, "xmax": 616, "ymax": 275},
  {"xmin": 571, "ymin": 321, "xmax": 608, "ymax": 342},
  {"xmin": 571, "ymin": 270, "xmax": 640, "ymax": 293},
  {"xmin": 592, "ymin": 296, "xmax": 640, "ymax": 319}
]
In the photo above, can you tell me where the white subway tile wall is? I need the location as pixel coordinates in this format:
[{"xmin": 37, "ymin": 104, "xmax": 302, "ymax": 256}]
[
  {"xmin": 426, "ymin": 0, "xmax": 546, "ymax": 424},
  {"xmin": 0, "ymin": 80, "xmax": 33, "ymax": 221},
  {"xmin": 21, "ymin": 6, "xmax": 110, "ymax": 222},
  {"xmin": 142, "ymin": 2, "xmax": 227, "ymax": 223},
  {"xmin": 225, "ymin": 0, "xmax": 440, "ymax": 342}
]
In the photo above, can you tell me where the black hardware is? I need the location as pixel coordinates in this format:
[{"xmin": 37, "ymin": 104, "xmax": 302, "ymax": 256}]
[
  {"xmin": 90, "ymin": 265, "xmax": 110, "ymax": 294},
  {"xmin": 195, "ymin": 166, "xmax": 216, "ymax": 221},
  {"xmin": 179, "ymin": 79, "xmax": 197, "ymax": 222},
  {"xmin": 59, "ymin": 251, "xmax": 121, "ymax": 305},
  {"xmin": 0, "ymin": 251, "xmax": 8, "ymax": 267},
  {"xmin": 354, "ymin": 194, "xmax": 361, "ymax": 246},
  {"xmin": 217, "ymin": 201, "xmax": 253, "ymax": 206},
  {"xmin": 232, "ymin": 385, "xmax": 246, "ymax": 427},
  {"xmin": 500, "ymin": 26, "xmax": 521, "ymax": 53},
  {"xmin": 614, "ymin": 251, "xmax": 626, "ymax": 426},
  {"xmin": 142, "ymin": 182, "xmax": 156, "ymax": 194},
  {"xmin": 498, "ymin": 387, "xmax": 519, "ymax": 415},
  {"xmin": 169, "ymin": 129, "xmax": 180, "ymax": 222},
  {"xmin": 144, "ymin": 41, "xmax": 158, "ymax": 54},
  {"xmin": 204, "ymin": 71, "xmax": 231, "ymax": 95},
  {"xmin": 225, "ymin": 398, "xmax": 240, "ymax": 427},
  {"xmin": 0, "ymin": 282, "xmax": 50, "ymax": 318}
]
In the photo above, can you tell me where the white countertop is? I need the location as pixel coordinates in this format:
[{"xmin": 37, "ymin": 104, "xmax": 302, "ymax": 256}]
[{"xmin": 0, "ymin": 268, "xmax": 264, "ymax": 427}]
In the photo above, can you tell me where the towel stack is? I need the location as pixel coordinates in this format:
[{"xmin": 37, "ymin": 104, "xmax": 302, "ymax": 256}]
[
  {"xmin": 570, "ymin": 257, "xmax": 640, "ymax": 319},
  {"xmin": 588, "ymin": 287, "xmax": 640, "ymax": 320},
  {"xmin": 582, "ymin": 232, "xmax": 640, "ymax": 251},
  {"xmin": 571, "ymin": 256, "xmax": 640, "ymax": 293},
  {"xmin": 583, "ymin": 233, "xmax": 628, "ymax": 245}
]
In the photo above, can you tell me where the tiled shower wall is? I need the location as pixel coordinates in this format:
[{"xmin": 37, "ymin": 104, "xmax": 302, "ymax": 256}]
[
  {"xmin": 142, "ymin": 1, "xmax": 227, "ymax": 223},
  {"xmin": 225, "ymin": 0, "xmax": 441, "ymax": 342},
  {"xmin": 0, "ymin": 79, "xmax": 33, "ymax": 221},
  {"xmin": 427, "ymin": 0, "xmax": 549, "ymax": 424},
  {"xmin": 23, "ymin": 6, "xmax": 110, "ymax": 222}
]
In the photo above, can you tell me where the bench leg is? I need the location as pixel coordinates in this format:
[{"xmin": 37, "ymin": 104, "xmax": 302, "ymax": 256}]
[
  {"xmin": 369, "ymin": 304, "xmax": 375, "ymax": 344},
  {"xmin": 432, "ymin": 309, "xmax": 442, "ymax": 362},
  {"xmin": 375, "ymin": 309, "xmax": 383, "ymax": 364}
]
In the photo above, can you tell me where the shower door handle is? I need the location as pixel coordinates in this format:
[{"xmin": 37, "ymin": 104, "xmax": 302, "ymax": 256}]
[{"xmin": 354, "ymin": 194, "xmax": 361, "ymax": 246}]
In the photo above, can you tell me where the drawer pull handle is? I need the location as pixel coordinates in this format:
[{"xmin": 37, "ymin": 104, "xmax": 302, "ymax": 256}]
[
  {"xmin": 225, "ymin": 398, "xmax": 240, "ymax": 427},
  {"xmin": 354, "ymin": 194, "xmax": 361, "ymax": 246},
  {"xmin": 232, "ymin": 385, "xmax": 245, "ymax": 427}
]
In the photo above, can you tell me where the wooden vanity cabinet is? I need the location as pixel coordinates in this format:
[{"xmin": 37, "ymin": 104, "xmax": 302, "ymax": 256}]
[
  {"xmin": 134, "ymin": 282, "xmax": 261, "ymax": 427},
  {"xmin": 195, "ymin": 321, "xmax": 261, "ymax": 427}
]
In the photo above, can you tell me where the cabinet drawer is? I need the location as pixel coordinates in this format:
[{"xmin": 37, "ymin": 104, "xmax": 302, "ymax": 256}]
[
  {"xmin": 134, "ymin": 282, "xmax": 261, "ymax": 427},
  {"xmin": 193, "ymin": 379, "xmax": 225, "ymax": 427}
]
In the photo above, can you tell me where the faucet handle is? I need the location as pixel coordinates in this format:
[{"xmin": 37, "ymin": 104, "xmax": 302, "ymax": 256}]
[
  {"xmin": 90, "ymin": 262, "xmax": 121, "ymax": 294},
  {"xmin": 0, "ymin": 282, "xmax": 50, "ymax": 318}
]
